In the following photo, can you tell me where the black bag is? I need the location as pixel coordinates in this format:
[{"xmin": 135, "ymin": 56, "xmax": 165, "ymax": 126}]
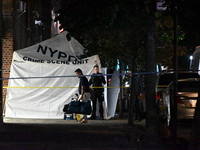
[{"xmin": 63, "ymin": 100, "xmax": 92, "ymax": 115}]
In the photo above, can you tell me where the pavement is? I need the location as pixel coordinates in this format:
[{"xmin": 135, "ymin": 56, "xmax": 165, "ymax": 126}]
[
  {"xmin": 0, "ymin": 117, "xmax": 146, "ymax": 150},
  {"xmin": 0, "ymin": 117, "xmax": 192, "ymax": 150},
  {"xmin": 3, "ymin": 117, "xmax": 138, "ymax": 125}
]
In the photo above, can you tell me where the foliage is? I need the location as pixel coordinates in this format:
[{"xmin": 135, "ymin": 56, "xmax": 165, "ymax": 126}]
[
  {"xmin": 56, "ymin": 0, "xmax": 148, "ymax": 68},
  {"xmin": 56, "ymin": 0, "xmax": 191, "ymax": 69},
  {"xmin": 162, "ymin": 0, "xmax": 200, "ymax": 69},
  {"xmin": 156, "ymin": 14, "xmax": 186, "ymax": 67}
]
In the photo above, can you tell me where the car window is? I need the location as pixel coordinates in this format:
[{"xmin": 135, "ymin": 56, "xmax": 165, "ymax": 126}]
[
  {"xmin": 178, "ymin": 73, "xmax": 200, "ymax": 79},
  {"xmin": 158, "ymin": 74, "xmax": 173, "ymax": 85},
  {"xmin": 178, "ymin": 81, "xmax": 200, "ymax": 92},
  {"xmin": 158, "ymin": 72, "xmax": 200, "ymax": 86}
]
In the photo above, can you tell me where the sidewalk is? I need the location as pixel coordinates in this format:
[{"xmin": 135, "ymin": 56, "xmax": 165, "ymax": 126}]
[
  {"xmin": 0, "ymin": 117, "xmax": 190, "ymax": 150},
  {"xmin": 0, "ymin": 118, "xmax": 146, "ymax": 150},
  {"xmin": 3, "ymin": 117, "xmax": 145, "ymax": 125}
]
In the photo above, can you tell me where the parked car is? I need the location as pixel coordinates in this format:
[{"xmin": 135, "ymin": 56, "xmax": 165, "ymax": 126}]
[
  {"xmin": 155, "ymin": 71, "xmax": 200, "ymax": 120},
  {"xmin": 156, "ymin": 71, "xmax": 200, "ymax": 95},
  {"xmin": 162, "ymin": 78, "xmax": 200, "ymax": 125}
]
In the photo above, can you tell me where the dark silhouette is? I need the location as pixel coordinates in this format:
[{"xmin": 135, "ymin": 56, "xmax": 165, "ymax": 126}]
[{"xmin": 89, "ymin": 65, "xmax": 106, "ymax": 120}]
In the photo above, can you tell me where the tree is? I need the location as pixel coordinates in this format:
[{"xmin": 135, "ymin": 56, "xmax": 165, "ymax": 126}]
[
  {"xmin": 56, "ymin": 0, "xmax": 147, "ymax": 67},
  {"xmin": 156, "ymin": 14, "xmax": 186, "ymax": 68},
  {"xmin": 164, "ymin": 0, "xmax": 200, "ymax": 69},
  {"xmin": 56, "ymin": 0, "xmax": 147, "ymax": 125},
  {"xmin": 56, "ymin": 1, "xmax": 189, "ymax": 147},
  {"xmin": 137, "ymin": 0, "xmax": 164, "ymax": 148}
]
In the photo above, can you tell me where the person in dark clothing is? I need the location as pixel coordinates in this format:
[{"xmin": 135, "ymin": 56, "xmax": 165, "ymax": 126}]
[
  {"xmin": 134, "ymin": 75, "xmax": 145, "ymax": 121},
  {"xmin": 89, "ymin": 65, "xmax": 106, "ymax": 120},
  {"xmin": 75, "ymin": 68, "xmax": 90, "ymax": 123}
]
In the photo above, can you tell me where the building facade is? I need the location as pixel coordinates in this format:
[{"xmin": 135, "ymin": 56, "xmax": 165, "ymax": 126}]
[{"xmin": 1, "ymin": 0, "xmax": 58, "ymax": 115}]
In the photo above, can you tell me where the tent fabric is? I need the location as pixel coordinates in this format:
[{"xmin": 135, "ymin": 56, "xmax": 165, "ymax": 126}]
[
  {"xmin": 107, "ymin": 71, "xmax": 120, "ymax": 118},
  {"xmin": 5, "ymin": 31, "xmax": 101, "ymax": 119},
  {"xmin": 13, "ymin": 31, "xmax": 85, "ymax": 61}
]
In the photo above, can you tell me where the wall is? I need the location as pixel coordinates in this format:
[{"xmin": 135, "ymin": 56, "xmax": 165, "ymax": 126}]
[
  {"xmin": 2, "ymin": 0, "xmax": 14, "ymax": 112},
  {"xmin": 1, "ymin": 0, "xmax": 52, "ymax": 115},
  {"xmin": 0, "ymin": 0, "xmax": 3, "ymax": 115}
]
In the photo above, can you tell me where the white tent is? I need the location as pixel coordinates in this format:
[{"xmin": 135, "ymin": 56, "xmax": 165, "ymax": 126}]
[{"xmin": 4, "ymin": 31, "xmax": 101, "ymax": 119}]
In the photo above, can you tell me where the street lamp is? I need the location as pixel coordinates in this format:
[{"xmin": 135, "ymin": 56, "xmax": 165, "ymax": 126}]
[{"xmin": 189, "ymin": 55, "xmax": 193, "ymax": 70}]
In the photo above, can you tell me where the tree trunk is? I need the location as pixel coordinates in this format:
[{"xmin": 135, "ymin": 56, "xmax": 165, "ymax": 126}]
[
  {"xmin": 128, "ymin": 56, "xmax": 137, "ymax": 125},
  {"xmin": 189, "ymin": 89, "xmax": 200, "ymax": 149},
  {"xmin": 118, "ymin": 61, "xmax": 124, "ymax": 118},
  {"xmin": 140, "ymin": 1, "xmax": 163, "ymax": 148}
]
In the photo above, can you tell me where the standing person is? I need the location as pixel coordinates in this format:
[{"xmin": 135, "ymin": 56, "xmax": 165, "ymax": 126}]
[
  {"xmin": 75, "ymin": 68, "xmax": 90, "ymax": 123},
  {"xmin": 134, "ymin": 75, "xmax": 144, "ymax": 121},
  {"xmin": 89, "ymin": 65, "xmax": 106, "ymax": 120}
]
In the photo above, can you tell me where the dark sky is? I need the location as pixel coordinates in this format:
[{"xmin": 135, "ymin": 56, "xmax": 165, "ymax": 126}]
[{"xmin": 178, "ymin": 1, "xmax": 200, "ymax": 50}]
